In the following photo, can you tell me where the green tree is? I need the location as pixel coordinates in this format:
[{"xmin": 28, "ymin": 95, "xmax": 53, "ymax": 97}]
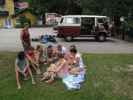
[
  {"xmin": 81, "ymin": 0, "xmax": 133, "ymax": 17},
  {"xmin": 29, "ymin": 0, "xmax": 82, "ymax": 15}
]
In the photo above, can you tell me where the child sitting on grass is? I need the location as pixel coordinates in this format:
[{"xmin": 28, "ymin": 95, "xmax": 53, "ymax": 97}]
[
  {"xmin": 41, "ymin": 53, "xmax": 69, "ymax": 84},
  {"xmin": 68, "ymin": 48, "xmax": 85, "ymax": 75},
  {"xmin": 45, "ymin": 45, "xmax": 59, "ymax": 65},
  {"xmin": 15, "ymin": 51, "xmax": 36, "ymax": 89},
  {"xmin": 57, "ymin": 44, "xmax": 68, "ymax": 55},
  {"xmin": 26, "ymin": 47, "xmax": 41, "ymax": 74},
  {"xmin": 45, "ymin": 45, "xmax": 53, "ymax": 64},
  {"xmin": 35, "ymin": 45, "xmax": 46, "ymax": 64}
]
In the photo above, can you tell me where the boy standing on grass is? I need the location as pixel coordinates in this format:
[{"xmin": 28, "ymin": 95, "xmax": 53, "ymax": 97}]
[{"xmin": 15, "ymin": 51, "xmax": 36, "ymax": 89}]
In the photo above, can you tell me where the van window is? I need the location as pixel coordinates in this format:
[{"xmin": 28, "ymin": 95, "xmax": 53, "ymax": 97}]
[
  {"xmin": 63, "ymin": 17, "xmax": 80, "ymax": 24},
  {"xmin": 97, "ymin": 18, "xmax": 105, "ymax": 23},
  {"xmin": 66, "ymin": 17, "xmax": 73, "ymax": 24},
  {"xmin": 81, "ymin": 17, "xmax": 95, "ymax": 26},
  {"xmin": 74, "ymin": 18, "xmax": 80, "ymax": 24}
]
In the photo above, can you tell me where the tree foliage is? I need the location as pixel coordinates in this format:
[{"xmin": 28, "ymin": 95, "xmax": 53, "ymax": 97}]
[
  {"xmin": 81, "ymin": 0, "xmax": 133, "ymax": 17},
  {"xmin": 29, "ymin": 0, "xmax": 81, "ymax": 16},
  {"xmin": 25, "ymin": 0, "xmax": 133, "ymax": 18}
]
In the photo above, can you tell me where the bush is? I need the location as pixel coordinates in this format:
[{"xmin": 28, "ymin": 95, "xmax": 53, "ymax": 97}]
[
  {"xmin": 15, "ymin": 16, "xmax": 31, "ymax": 28},
  {"xmin": 127, "ymin": 21, "xmax": 133, "ymax": 38}
]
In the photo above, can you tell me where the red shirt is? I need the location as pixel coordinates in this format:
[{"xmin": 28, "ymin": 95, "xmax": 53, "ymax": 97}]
[{"xmin": 21, "ymin": 29, "xmax": 30, "ymax": 43}]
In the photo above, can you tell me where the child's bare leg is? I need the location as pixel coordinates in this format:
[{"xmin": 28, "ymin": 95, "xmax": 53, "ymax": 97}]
[
  {"xmin": 69, "ymin": 67, "xmax": 80, "ymax": 75},
  {"xmin": 47, "ymin": 64, "xmax": 56, "ymax": 72},
  {"xmin": 31, "ymin": 63, "xmax": 41, "ymax": 74},
  {"xmin": 15, "ymin": 68, "xmax": 21, "ymax": 89},
  {"xmin": 35, "ymin": 63, "xmax": 41, "ymax": 74},
  {"xmin": 41, "ymin": 64, "xmax": 56, "ymax": 81},
  {"xmin": 28, "ymin": 67, "xmax": 36, "ymax": 84},
  {"xmin": 41, "ymin": 72, "xmax": 50, "ymax": 81},
  {"xmin": 46, "ymin": 72, "xmax": 56, "ymax": 83},
  {"xmin": 50, "ymin": 72, "xmax": 56, "ymax": 80},
  {"xmin": 31, "ymin": 63, "xmax": 37, "ymax": 72}
]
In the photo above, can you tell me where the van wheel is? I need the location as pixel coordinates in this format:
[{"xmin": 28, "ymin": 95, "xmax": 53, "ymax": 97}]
[
  {"xmin": 98, "ymin": 34, "xmax": 106, "ymax": 42},
  {"xmin": 65, "ymin": 36, "xmax": 72, "ymax": 42}
]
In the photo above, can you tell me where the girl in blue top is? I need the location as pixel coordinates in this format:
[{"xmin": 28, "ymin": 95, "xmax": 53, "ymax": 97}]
[{"xmin": 15, "ymin": 51, "xmax": 36, "ymax": 89}]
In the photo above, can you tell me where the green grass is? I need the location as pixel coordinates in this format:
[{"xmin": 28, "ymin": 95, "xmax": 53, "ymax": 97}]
[{"xmin": 0, "ymin": 52, "xmax": 133, "ymax": 100}]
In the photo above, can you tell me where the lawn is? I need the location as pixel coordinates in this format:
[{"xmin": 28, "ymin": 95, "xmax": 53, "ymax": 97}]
[{"xmin": 0, "ymin": 52, "xmax": 133, "ymax": 100}]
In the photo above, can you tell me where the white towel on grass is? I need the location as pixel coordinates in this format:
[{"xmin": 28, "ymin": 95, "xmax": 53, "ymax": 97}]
[{"xmin": 62, "ymin": 71, "xmax": 85, "ymax": 90}]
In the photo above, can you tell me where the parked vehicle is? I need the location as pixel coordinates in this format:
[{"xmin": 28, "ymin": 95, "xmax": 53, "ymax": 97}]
[
  {"xmin": 54, "ymin": 15, "xmax": 111, "ymax": 42},
  {"xmin": 45, "ymin": 13, "xmax": 62, "ymax": 26}
]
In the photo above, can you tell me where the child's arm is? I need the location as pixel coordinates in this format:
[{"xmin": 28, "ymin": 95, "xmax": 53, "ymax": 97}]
[
  {"xmin": 34, "ymin": 51, "xmax": 40, "ymax": 63},
  {"xmin": 75, "ymin": 57, "xmax": 80, "ymax": 64},
  {"xmin": 55, "ymin": 60, "xmax": 65, "ymax": 72},
  {"xmin": 26, "ymin": 54, "xmax": 36, "ymax": 64},
  {"xmin": 26, "ymin": 54, "xmax": 32, "ymax": 61},
  {"xmin": 20, "ymin": 32, "xmax": 27, "ymax": 45}
]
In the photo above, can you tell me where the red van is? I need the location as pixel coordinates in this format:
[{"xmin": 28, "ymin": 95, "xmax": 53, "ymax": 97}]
[{"xmin": 54, "ymin": 15, "xmax": 111, "ymax": 42}]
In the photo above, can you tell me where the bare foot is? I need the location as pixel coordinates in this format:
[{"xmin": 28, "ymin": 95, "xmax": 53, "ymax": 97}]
[
  {"xmin": 45, "ymin": 79, "xmax": 54, "ymax": 84},
  {"xmin": 37, "ymin": 69, "xmax": 41, "ymax": 75},
  {"xmin": 24, "ymin": 77, "xmax": 29, "ymax": 81},
  {"xmin": 17, "ymin": 85, "xmax": 21, "ymax": 90},
  {"xmin": 40, "ymin": 77, "xmax": 46, "ymax": 81},
  {"xmin": 32, "ymin": 80, "xmax": 36, "ymax": 85}
]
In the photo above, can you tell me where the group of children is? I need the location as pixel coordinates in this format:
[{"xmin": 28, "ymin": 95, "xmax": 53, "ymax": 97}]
[{"xmin": 15, "ymin": 44, "xmax": 85, "ymax": 89}]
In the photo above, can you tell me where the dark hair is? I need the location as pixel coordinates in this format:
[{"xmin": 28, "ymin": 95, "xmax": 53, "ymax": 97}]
[
  {"xmin": 17, "ymin": 51, "xmax": 25, "ymax": 60},
  {"xmin": 57, "ymin": 44, "xmax": 61, "ymax": 48},
  {"xmin": 36, "ymin": 45, "xmax": 42, "ymax": 50},
  {"xmin": 47, "ymin": 45, "xmax": 53, "ymax": 49},
  {"xmin": 70, "ymin": 48, "xmax": 77, "ymax": 54},
  {"xmin": 29, "ymin": 46, "xmax": 34, "ymax": 50},
  {"xmin": 57, "ymin": 44, "xmax": 62, "ymax": 51},
  {"xmin": 58, "ymin": 53, "xmax": 64, "ymax": 58},
  {"xmin": 70, "ymin": 45, "xmax": 76, "ymax": 49}
]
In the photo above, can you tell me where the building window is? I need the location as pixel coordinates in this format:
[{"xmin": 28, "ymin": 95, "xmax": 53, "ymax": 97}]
[
  {"xmin": 0, "ymin": 11, "xmax": 9, "ymax": 16},
  {"xmin": 0, "ymin": 0, "xmax": 5, "ymax": 5}
]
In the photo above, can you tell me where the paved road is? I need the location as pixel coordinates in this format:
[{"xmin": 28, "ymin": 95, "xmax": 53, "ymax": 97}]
[{"xmin": 0, "ymin": 28, "xmax": 133, "ymax": 53}]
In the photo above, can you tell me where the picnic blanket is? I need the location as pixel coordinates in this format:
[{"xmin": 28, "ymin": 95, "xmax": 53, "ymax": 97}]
[{"xmin": 62, "ymin": 71, "xmax": 85, "ymax": 90}]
